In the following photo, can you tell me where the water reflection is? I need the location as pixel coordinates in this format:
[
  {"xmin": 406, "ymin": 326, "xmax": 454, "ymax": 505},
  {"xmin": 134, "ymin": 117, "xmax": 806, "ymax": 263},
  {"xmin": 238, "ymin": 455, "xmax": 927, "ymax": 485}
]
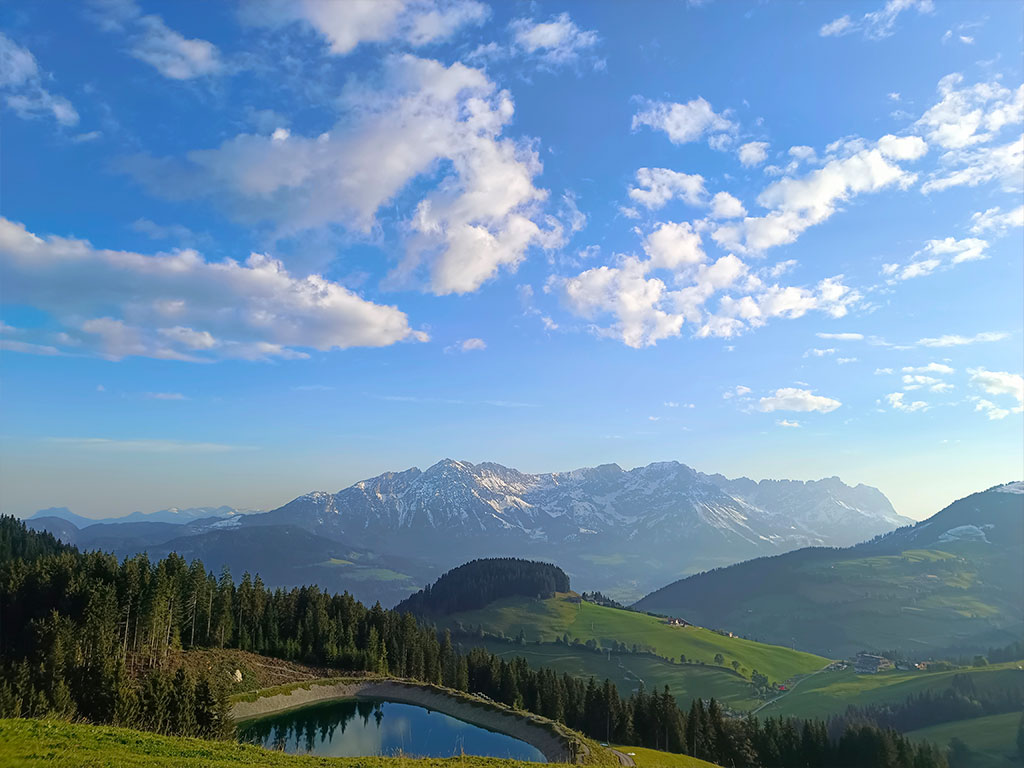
[{"xmin": 239, "ymin": 697, "xmax": 545, "ymax": 762}]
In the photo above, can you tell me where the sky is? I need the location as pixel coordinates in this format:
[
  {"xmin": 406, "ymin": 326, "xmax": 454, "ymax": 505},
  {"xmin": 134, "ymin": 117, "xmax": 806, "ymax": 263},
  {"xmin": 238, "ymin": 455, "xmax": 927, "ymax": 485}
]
[{"xmin": 1, "ymin": 0, "xmax": 1022, "ymax": 522}]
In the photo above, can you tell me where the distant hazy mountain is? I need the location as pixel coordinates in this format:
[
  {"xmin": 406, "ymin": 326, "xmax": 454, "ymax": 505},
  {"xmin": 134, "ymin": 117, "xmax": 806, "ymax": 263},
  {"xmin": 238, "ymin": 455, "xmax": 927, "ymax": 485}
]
[
  {"xmin": 634, "ymin": 482, "xmax": 1024, "ymax": 657},
  {"xmin": 244, "ymin": 459, "xmax": 908, "ymax": 599},
  {"xmin": 27, "ymin": 505, "xmax": 244, "ymax": 526}
]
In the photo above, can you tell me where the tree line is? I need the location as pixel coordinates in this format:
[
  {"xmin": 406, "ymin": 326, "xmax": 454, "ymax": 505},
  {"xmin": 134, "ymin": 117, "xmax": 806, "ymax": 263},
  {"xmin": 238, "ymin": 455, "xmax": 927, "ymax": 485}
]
[
  {"xmin": 0, "ymin": 517, "xmax": 949, "ymax": 766},
  {"xmin": 827, "ymin": 673, "xmax": 1024, "ymax": 735},
  {"xmin": 394, "ymin": 557, "xmax": 570, "ymax": 616}
]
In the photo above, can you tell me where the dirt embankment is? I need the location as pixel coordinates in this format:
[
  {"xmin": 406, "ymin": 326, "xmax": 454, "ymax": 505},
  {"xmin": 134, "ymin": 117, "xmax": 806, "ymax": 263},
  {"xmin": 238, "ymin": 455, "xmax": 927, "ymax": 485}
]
[{"xmin": 232, "ymin": 679, "xmax": 573, "ymax": 763}]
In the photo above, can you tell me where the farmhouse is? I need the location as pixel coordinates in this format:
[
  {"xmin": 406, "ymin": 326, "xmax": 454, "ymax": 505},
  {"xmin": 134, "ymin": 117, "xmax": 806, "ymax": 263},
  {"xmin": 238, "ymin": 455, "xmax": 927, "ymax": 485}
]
[
  {"xmin": 665, "ymin": 617, "xmax": 690, "ymax": 627},
  {"xmin": 854, "ymin": 653, "xmax": 893, "ymax": 674}
]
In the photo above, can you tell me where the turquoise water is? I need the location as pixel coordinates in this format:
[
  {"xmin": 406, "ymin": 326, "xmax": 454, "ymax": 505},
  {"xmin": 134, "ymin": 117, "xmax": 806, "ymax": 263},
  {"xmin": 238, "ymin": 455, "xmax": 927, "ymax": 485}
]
[{"xmin": 238, "ymin": 697, "xmax": 547, "ymax": 762}]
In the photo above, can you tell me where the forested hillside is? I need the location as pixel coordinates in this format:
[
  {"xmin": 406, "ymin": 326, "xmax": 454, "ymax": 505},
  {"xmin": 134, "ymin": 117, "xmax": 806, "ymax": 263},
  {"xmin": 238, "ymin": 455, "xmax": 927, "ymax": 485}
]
[
  {"xmin": 395, "ymin": 558, "xmax": 570, "ymax": 616},
  {"xmin": 635, "ymin": 485, "xmax": 1024, "ymax": 657},
  {"xmin": 0, "ymin": 517, "xmax": 950, "ymax": 767}
]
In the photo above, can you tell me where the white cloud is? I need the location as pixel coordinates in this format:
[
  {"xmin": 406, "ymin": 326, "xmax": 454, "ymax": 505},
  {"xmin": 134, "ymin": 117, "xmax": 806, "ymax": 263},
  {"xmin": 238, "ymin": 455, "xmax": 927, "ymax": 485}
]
[
  {"xmin": 922, "ymin": 236, "xmax": 989, "ymax": 263},
  {"xmin": 459, "ymin": 337, "xmax": 486, "ymax": 352},
  {"xmin": 758, "ymin": 387, "xmax": 841, "ymax": 413},
  {"xmin": 968, "ymin": 368, "xmax": 1024, "ymax": 406},
  {"xmin": 709, "ymin": 191, "xmax": 746, "ymax": 219},
  {"xmin": 509, "ymin": 11, "xmax": 599, "ymax": 67},
  {"xmin": 0, "ymin": 33, "xmax": 78, "ymax": 126},
  {"xmin": 970, "ymin": 205, "xmax": 1024, "ymax": 234},
  {"xmin": 884, "ymin": 236, "xmax": 989, "ymax": 281},
  {"xmin": 817, "ymin": 332, "xmax": 864, "ymax": 340},
  {"xmin": 903, "ymin": 362, "xmax": 954, "ymax": 374},
  {"xmin": 0, "ymin": 218, "xmax": 423, "ymax": 361},
  {"xmin": 723, "ymin": 385, "xmax": 751, "ymax": 399},
  {"xmin": 837, "ymin": 357, "xmax": 858, "ymax": 364},
  {"xmin": 632, "ymin": 97, "xmax": 736, "ymax": 147},
  {"xmin": 123, "ymin": 55, "xmax": 556, "ymax": 295},
  {"xmin": 240, "ymin": 0, "xmax": 487, "ymax": 54},
  {"xmin": 643, "ymin": 222, "xmax": 706, "ymax": 270},
  {"xmin": 922, "ymin": 135, "xmax": 1024, "ymax": 194},
  {"xmin": 916, "ymin": 331, "xmax": 1008, "ymax": 347},
  {"xmin": 915, "ymin": 73, "xmax": 1023, "ymax": 151},
  {"xmin": 819, "ymin": 0, "xmax": 933, "ymax": 40},
  {"xmin": 875, "ymin": 367, "xmax": 894, "ymax": 375},
  {"xmin": 129, "ymin": 14, "xmax": 222, "ymax": 79},
  {"xmin": 145, "ymin": 392, "xmax": 187, "ymax": 400},
  {"xmin": 973, "ymin": 398, "xmax": 1010, "ymax": 420},
  {"xmin": 804, "ymin": 347, "xmax": 835, "ymax": 357},
  {"xmin": 712, "ymin": 134, "xmax": 926, "ymax": 253},
  {"xmin": 738, "ymin": 141, "xmax": 769, "ymax": 167},
  {"xmin": 886, "ymin": 391, "xmax": 928, "ymax": 412},
  {"xmin": 628, "ymin": 168, "xmax": 706, "ymax": 209},
  {"xmin": 776, "ymin": 419, "xmax": 801, "ymax": 428}
]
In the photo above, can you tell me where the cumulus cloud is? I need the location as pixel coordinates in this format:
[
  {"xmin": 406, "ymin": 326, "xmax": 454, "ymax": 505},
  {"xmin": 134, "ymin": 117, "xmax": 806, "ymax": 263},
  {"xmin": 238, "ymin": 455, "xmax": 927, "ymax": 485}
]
[
  {"xmin": 970, "ymin": 205, "xmax": 1024, "ymax": 234},
  {"xmin": 711, "ymin": 134, "xmax": 926, "ymax": 253},
  {"xmin": 915, "ymin": 74, "xmax": 1023, "ymax": 151},
  {"xmin": 916, "ymin": 331, "xmax": 1008, "ymax": 347},
  {"xmin": 819, "ymin": 0, "xmax": 933, "ymax": 40},
  {"xmin": 776, "ymin": 419, "xmax": 801, "ymax": 428},
  {"xmin": 885, "ymin": 391, "xmax": 928, "ymax": 412},
  {"xmin": 628, "ymin": 168, "xmax": 706, "ymax": 210},
  {"xmin": 0, "ymin": 218, "xmax": 423, "ymax": 362},
  {"xmin": 804, "ymin": 347, "xmax": 835, "ymax": 357},
  {"xmin": 509, "ymin": 11, "xmax": 600, "ymax": 67},
  {"xmin": 632, "ymin": 97, "xmax": 736, "ymax": 147},
  {"xmin": 240, "ymin": 0, "xmax": 488, "ymax": 54},
  {"xmin": 737, "ymin": 141, "xmax": 769, "ymax": 167},
  {"xmin": 758, "ymin": 387, "xmax": 841, "ymax": 413},
  {"xmin": 709, "ymin": 192, "xmax": 746, "ymax": 219},
  {"xmin": 969, "ymin": 368, "xmax": 1024, "ymax": 405},
  {"xmin": 914, "ymin": 75, "xmax": 1024, "ymax": 194},
  {"xmin": 643, "ymin": 222, "xmax": 706, "ymax": 270},
  {"xmin": 0, "ymin": 32, "xmax": 78, "ymax": 126},
  {"xmin": 122, "ymin": 55, "xmax": 556, "ymax": 295}
]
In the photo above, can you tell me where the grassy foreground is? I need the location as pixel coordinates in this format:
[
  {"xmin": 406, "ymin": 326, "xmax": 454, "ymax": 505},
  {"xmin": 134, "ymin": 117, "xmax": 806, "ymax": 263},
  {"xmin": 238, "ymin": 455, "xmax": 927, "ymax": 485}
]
[
  {"xmin": 0, "ymin": 719, "xmax": 568, "ymax": 768},
  {"xmin": 907, "ymin": 712, "xmax": 1023, "ymax": 768}
]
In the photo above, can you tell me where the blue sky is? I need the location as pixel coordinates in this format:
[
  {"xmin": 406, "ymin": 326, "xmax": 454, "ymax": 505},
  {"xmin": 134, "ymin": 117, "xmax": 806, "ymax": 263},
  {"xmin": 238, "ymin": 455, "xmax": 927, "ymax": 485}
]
[{"xmin": 1, "ymin": 0, "xmax": 1021, "ymax": 521}]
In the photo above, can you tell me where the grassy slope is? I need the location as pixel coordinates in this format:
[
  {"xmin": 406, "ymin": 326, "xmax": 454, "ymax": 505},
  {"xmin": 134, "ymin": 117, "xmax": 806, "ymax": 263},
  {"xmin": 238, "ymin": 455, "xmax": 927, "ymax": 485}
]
[
  {"xmin": 611, "ymin": 745, "xmax": 720, "ymax": 768},
  {"xmin": 0, "ymin": 719, "xmax": 632, "ymax": 768},
  {"xmin": 761, "ymin": 661, "xmax": 1024, "ymax": 720},
  {"xmin": 907, "ymin": 712, "xmax": 1023, "ymax": 768},
  {"xmin": 0, "ymin": 719, "xmax": 556, "ymax": 768},
  {"xmin": 479, "ymin": 641, "xmax": 756, "ymax": 712},
  {"xmin": 446, "ymin": 595, "xmax": 828, "ymax": 683}
]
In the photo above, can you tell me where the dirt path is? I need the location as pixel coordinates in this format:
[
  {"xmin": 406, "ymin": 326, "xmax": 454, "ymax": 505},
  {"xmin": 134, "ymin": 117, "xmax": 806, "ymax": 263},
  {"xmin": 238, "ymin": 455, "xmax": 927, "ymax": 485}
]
[{"xmin": 609, "ymin": 748, "xmax": 636, "ymax": 766}]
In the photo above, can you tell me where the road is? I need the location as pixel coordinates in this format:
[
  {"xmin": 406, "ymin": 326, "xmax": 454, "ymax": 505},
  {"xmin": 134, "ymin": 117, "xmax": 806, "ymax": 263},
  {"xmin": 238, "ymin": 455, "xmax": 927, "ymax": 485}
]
[{"xmin": 750, "ymin": 663, "xmax": 832, "ymax": 715}]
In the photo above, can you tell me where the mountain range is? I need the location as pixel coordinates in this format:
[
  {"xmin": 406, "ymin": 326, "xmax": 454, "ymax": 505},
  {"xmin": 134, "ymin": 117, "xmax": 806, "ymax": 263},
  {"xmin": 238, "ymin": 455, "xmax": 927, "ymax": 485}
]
[
  {"xmin": 28, "ymin": 505, "xmax": 243, "ymax": 527},
  {"xmin": 634, "ymin": 482, "xmax": 1024, "ymax": 657},
  {"xmin": 26, "ymin": 458, "xmax": 909, "ymax": 603}
]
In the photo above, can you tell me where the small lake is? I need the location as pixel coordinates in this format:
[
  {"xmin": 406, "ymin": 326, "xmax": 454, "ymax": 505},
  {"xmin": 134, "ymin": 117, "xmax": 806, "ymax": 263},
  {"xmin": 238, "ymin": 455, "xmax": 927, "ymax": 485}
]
[{"xmin": 238, "ymin": 697, "xmax": 547, "ymax": 762}]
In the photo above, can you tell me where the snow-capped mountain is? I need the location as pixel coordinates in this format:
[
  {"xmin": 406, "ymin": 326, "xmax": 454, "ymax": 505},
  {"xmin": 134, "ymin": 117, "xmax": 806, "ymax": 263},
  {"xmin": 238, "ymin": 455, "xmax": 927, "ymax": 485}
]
[{"xmin": 246, "ymin": 459, "xmax": 908, "ymax": 587}]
